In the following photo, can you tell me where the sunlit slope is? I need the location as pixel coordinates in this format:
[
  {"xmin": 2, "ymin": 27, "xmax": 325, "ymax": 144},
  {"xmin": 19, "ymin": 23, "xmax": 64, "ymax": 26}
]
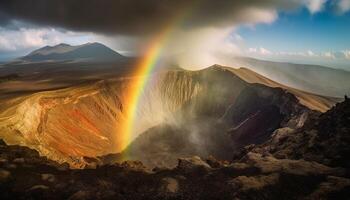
[
  {"xmin": 0, "ymin": 67, "xmax": 248, "ymax": 167},
  {"xmin": 224, "ymin": 66, "xmax": 336, "ymax": 112},
  {"xmin": 0, "ymin": 81, "xmax": 127, "ymax": 167}
]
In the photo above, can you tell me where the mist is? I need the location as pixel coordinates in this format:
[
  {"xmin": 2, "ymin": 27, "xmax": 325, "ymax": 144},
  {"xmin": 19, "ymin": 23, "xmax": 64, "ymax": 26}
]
[{"xmin": 117, "ymin": 68, "xmax": 247, "ymax": 168}]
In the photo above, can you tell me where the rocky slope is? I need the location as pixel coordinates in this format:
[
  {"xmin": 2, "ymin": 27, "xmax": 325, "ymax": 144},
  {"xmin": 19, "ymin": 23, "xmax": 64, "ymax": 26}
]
[
  {"xmin": 0, "ymin": 64, "xmax": 349, "ymax": 199},
  {"xmin": 233, "ymin": 97, "xmax": 350, "ymax": 169},
  {"xmin": 0, "ymin": 68, "xmax": 214, "ymax": 167},
  {"xmin": 1, "ymin": 98, "xmax": 350, "ymax": 200},
  {"xmin": 225, "ymin": 67, "xmax": 336, "ymax": 112},
  {"xmin": 0, "ymin": 66, "xmax": 336, "ymax": 168},
  {"xmin": 102, "ymin": 67, "xmax": 326, "ymax": 167}
]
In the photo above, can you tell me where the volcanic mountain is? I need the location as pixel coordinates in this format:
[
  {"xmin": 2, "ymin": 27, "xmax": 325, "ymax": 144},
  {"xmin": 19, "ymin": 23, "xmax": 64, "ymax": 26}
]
[
  {"xmin": 0, "ymin": 43, "xmax": 133, "ymax": 98},
  {"xmin": 0, "ymin": 43, "xmax": 342, "ymax": 168},
  {"xmin": 20, "ymin": 42, "xmax": 125, "ymax": 62},
  {"xmin": 101, "ymin": 66, "xmax": 335, "ymax": 168},
  {"xmin": 0, "ymin": 64, "xmax": 337, "ymax": 168},
  {"xmin": 0, "ymin": 43, "xmax": 349, "ymax": 199}
]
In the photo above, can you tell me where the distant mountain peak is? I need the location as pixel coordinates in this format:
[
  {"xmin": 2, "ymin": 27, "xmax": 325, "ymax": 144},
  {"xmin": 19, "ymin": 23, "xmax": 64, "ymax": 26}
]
[
  {"xmin": 22, "ymin": 42, "xmax": 125, "ymax": 62},
  {"xmin": 56, "ymin": 43, "xmax": 71, "ymax": 47}
]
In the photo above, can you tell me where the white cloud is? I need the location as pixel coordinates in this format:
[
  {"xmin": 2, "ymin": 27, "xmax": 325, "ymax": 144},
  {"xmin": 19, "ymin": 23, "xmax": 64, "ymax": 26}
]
[
  {"xmin": 343, "ymin": 50, "xmax": 350, "ymax": 59},
  {"xmin": 244, "ymin": 48, "xmax": 350, "ymax": 61},
  {"xmin": 248, "ymin": 48, "xmax": 257, "ymax": 53},
  {"xmin": 0, "ymin": 27, "xmax": 98, "ymax": 53},
  {"xmin": 247, "ymin": 47, "xmax": 273, "ymax": 55},
  {"xmin": 233, "ymin": 33, "xmax": 243, "ymax": 42},
  {"xmin": 0, "ymin": 28, "xmax": 58, "ymax": 52},
  {"xmin": 304, "ymin": 0, "xmax": 328, "ymax": 13},
  {"xmin": 307, "ymin": 50, "xmax": 317, "ymax": 56},
  {"xmin": 247, "ymin": 49, "xmax": 322, "ymax": 57},
  {"xmin": 0, "ymin": 36, "xmax": 16, "ymax": 51},
  {"xmin": 336, "ymin": 0, "xmax": 350, "ymax": 13},
  {"xmin": 274, "ymin": 50, "xmax": 322, "ymax": 57},
  {"xmin": 169, "ymin": 27, "xmax": 236, "ymax": 68},
  {"xmin": 260, "ymin": 47, "xmax": 273, "ymax": 55},
  {"xmin": 322, "ymin": 52, "xmax": 336, "ymax": 59},
  {"xmin": 302, "ymin": 0, "xmax": 350, "ymax": 14},
  {"xmin": 239, "ymin": 8, "xmax": 278, "ymax": 26}
]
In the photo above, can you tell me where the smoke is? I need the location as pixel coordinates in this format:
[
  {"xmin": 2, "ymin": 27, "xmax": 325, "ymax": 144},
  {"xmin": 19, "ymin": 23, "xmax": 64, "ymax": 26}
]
[
  {"xmin": 165, "ymin": 28, "xmax": 237, "ymax": 69},
  {"xmin": 154, "ymin": 7, "xmax": 278, "ymax": 69},
  {"xmin": 119, "ymin": 68, "xmax": 244, "ymax": 167}
]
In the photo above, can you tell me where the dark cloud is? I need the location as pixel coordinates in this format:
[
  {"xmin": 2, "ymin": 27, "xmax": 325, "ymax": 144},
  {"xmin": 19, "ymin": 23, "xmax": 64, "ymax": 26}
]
[
  {"xmin": 0, "ymin": 12, "xmax": 12, "ymax": 27},
  {"xmin": 0, "ymin": 0, "xmax": 304, "ymax": 35},
  {"xmin": 0, "ymin": 13, "xmax": 43, "ymax": 30}
]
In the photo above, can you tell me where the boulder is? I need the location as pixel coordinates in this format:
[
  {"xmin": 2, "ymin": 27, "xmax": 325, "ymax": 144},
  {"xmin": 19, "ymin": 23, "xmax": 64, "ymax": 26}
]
[
  {"xmin": 68, "ymin": 190, "xmax": 93, "ymax": 200},
  {"xmin": 0, "ymin": 169, "xmax": 11, "ymax": 183},
  {"xmin": 161, "ymin": 177, "xmax": 179, "ymax": 193},
  {"xmin": 13, "ymin": 158, "xmax": 25, "ymax": 164},
  {"xmin": 230, "ymin": 173, "xmax": 280, "ymax": 191},
  {"xmin": 177, "ymin": 156, "xmax": 211, "ymax": 170},
  {"xmin": 41, "ymin": 174, "xmax": 56, "ymax": 183}
]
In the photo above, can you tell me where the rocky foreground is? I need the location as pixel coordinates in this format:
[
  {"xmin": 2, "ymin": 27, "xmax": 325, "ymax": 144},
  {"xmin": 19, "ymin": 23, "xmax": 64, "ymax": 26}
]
[{"xmin": 1, "ymin": 100, "xmax": 350, "ymax": 199}]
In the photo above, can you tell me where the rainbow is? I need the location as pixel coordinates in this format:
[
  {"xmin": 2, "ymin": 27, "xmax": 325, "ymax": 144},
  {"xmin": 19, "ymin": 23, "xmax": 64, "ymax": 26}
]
[
  {"xmin": 117, "ymin": 27, "xmax": 172, "ymax": 153},
  {"xmin": 117, "ymin": 10, "xmax": 193, "ymax": 156},
  {"xmin": 116, "ymin": 1, "xmax": 203, "ymax": 158}
]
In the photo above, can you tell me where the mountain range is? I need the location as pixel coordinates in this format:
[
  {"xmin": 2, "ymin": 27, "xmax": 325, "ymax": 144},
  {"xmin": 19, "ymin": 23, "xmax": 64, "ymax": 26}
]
[
  {"xmin": 20, "ymin": 42, "xmax": 125, "ymax": 62},
  {"xmin": 2, "ymin": 42, "xmax": 348, "ymax": 99}
]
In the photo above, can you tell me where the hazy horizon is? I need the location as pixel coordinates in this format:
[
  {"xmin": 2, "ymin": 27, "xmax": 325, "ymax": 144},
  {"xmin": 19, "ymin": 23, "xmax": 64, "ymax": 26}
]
[{"xmin": 1, "ymin": 41, "xmax": 349, "ymax": 73}]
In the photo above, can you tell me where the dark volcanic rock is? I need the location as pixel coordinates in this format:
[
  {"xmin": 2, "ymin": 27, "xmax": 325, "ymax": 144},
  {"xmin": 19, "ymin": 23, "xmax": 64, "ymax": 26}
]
[
  {"xmin": 226, "ymin": 84, "xmax": 310, "ymax": 148},
  {"xmin": 236, "ymin": 98, "xmax": 350, "ymax": 169},
  {"xmin": 1, "ymin": 134, "xmax": 350, "ymax": 200}
]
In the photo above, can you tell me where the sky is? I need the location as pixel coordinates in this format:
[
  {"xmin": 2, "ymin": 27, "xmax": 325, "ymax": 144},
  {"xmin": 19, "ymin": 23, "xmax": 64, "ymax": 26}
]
[
  {"xmin": 0, "ymin": 0, "xmax": 349, "ymax": 69},
  {"xmin": 236, "ymin": 6, "xmax": 350, "ymax": 68}
]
